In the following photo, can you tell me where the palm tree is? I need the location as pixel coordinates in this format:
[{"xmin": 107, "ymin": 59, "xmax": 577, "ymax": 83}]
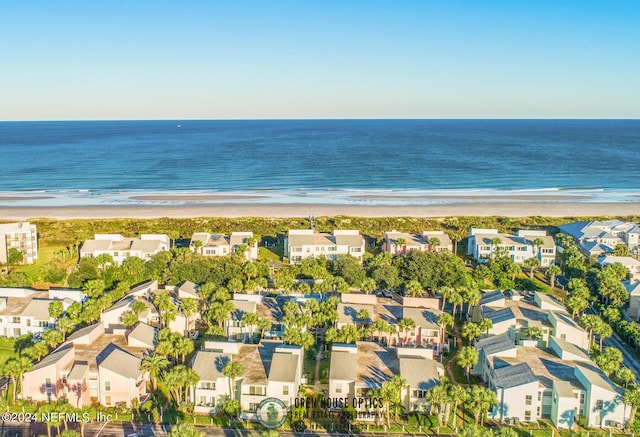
[
  {"xmin": 223, "ymin": 361, "xmax": 243, "ymax": 401},
  {"xmin": 398, "ymin": 318, "xmax": 416, "ymax": 346},
  {"xmin": 437, "ymin": 312, "xmax": 453, "ymax": 344},
  {"xmin": 179, "ymin": 297, "xmax": 199, "ymax": 334},
  {"xmin": 356, "ymin": 308, "xmax": 371, "ymax": 327},
  {"xmin": 48, "ymin": 301, "xmax": 64, "ymax": 324},
  {"xmin": 429, "ymin": 237, "xmax": 441, "ymax": 252},
  {"xmin": 448, "ymin": 384, "xmax": 469, "ymax": 428},
  {"xmin": 395, "ymin": 237, "xmax": 407, "ymax": 255},
  {"xmin": 461, "ymin": 322, "xmax": 481, "ymax": 344},
  {"xmin": 465, "ymin": 385, "xmax": 498, "ymax": 426},
  {"xmin": 191, "ymin": 239, "xmax": 203, "ymax": 255},
  {"xmin": 524, "ymin": 257, "xmax": 540, "ymax": 279},
  {"xmin": 371, "ymin": 319, "xmax": 389, "ymax": 344},
  {"xmin": 449, "ymin": 290, "xmax": 464, "ymax": 317},
  {"xmin": 546, "ymin": 264, "xmax": 562, "ymax": 287},
  {"xmin": 457, "ymin": 346, "xmax": 479, "ymax": 383},
  {"xmin": 241, "ymin": 312, "xmax": 258, "ymax": 342},
  {"xmin": 256, "ymin": 317, "xmax": 272, "ymax": 339},
  {"xmin": 524, "ymin": 326, "xmax": 543, "ymax": 341},
  {"xmin": 623, "ymin": 385, "xmax": 640, "ymax": 428},
  {"xmin": 57, "ymin": 317, "xmax": 76, "ymax": 341},
  {"xmin": 490, "ymin": 237, "xmax": 502, "ymax": 258},
  {"xmin": 478, "ymin": 318, "xmax": 493, "ymax": 337},
  {"xmin": 174, "ymin": 337, "xmax": 195, "ymax": 364},
  {"xmin": 532, "ymin": 238, "xmax": 544, "ymax": 256},
  {"xmin": 2, "ymin": 356, "xmax": 32, "ymax": 403},
  {"xmin": 404, "ymin": 280, "xmax": 423, "ymax": 297},
  {"xmin": 169, "ymin": 422, "xmax": 205, "ymax": 437},
  {"xmin": 140, "ymin": 354, "xmax": 169, "ymax": 390},
  {"xmin": 425, "ymin": 382, "xmax": 450, "ymax": 428}
]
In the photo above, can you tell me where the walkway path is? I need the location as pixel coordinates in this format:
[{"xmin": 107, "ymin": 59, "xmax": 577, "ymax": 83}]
[
  {"xmin": 314, "ymin": 339, "xmax": 325, "ymax": 385},
  {"xmin": 445, "ymin": 322, "xmax": 469, "ymax": 387}
]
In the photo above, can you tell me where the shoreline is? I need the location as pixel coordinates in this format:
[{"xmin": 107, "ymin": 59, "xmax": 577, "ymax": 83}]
[{"xmin": 0, "ymin": 202, "xmax": 638, "ymax": 219}]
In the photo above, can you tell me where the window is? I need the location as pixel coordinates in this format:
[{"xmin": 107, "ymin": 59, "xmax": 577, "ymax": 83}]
[
  {"xmin": 283, "ymin": 386, "xmax": 289, "ymax": 395},
  {"xmin": 538, "ymin": 392, "xmax": 542, "ymax": 401},
  {"xmin": 45, "ymin": 378, "xmax": 52, "ymax": 388},
  {"xmin": 525, "ymin": 395, "xmax": 532, "ymax": 405},
  {"xmin": 336, "ymin": 383, "xmax": 342, "ymax": 394},
  {"xmin": 199, "ymin": 396, "xmax": 207, "ymax": 405},
  {"xmin": 249, "ymin": 386, "xmax": 266, "ymax": 396},
  {"xmin": 200, "ymin": 382, "xmax": 215, "ymax": 390},
  {"xmin": 26, "ymin": 319, "xmax": 31, "ymax": 327},
  {"xmin": 105, "ymin": 396, "xmax": 112, "ymax": 406},
  {"xmin": 596, "ymin": 400, "xmax": 604, "ymax": 410},
  {"xmin": 350, "ymin": 247, "xmax": 362, "ymax": 253},
  {"xmin": 537, "ymin": 406, "xmax": 541, "ymax": 416},
  {"xmin": 249, "ymin": 402, "xmax": 259, "ymax": 412},
  {"xmin": 560, "ymin": 334, "xmax": 567, "ymax": 340},
  {"xmin": 580, "ymin": 393, "xmax": 585, "ymax": 404},
  {"xmin": 12, "ymin": 317, "xmax": 20, "ymax": 324},
  {"xmin": 524, "ymin": 411, "xmax": 531, "ymax": 421},
  {"xmin": 104, "ymin": 381, "xmax": 111, "ymax": 391}
]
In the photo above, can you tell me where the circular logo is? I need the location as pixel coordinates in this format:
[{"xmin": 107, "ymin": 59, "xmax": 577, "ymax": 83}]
[{"xmin": 256, "ymin": 397, "xmax": 288, "ymax": 429}]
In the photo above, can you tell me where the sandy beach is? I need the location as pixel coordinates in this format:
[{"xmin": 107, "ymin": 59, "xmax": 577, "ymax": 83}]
[{"xmin": 0, "ymin": 202, "xmax": 638, "ymax": 220}]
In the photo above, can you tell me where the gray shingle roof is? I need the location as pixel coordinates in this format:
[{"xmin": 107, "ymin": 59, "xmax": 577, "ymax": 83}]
[
  {"xmin": 98, "ymin": 345, "xmax": 142, "ymax": 379},
  {"xmin": 480, "ymin": 290, "xmax": 505, "ymax": 307},
  {"xmin": 401, "ymin": 307, "xmax": 441, "ymax": 329},
  {"xmin": 493, "ymin": 362, "xmax": 537, "ymax": 389},
  {"xmin": 475, "ymin": 333, "xmax": 515, "ymax": 356},
  {"xmin": 30, "ymin": 344, "xmax": 74, "ymax": 371},
  {"xmin": 399, "ymin": 356, "xmax": 442, "ymax": 390},
  {"xmin": 128, "ymin": 323, "xmax": 157, "ymax": 347},
  {"xmin": 484, "ymin": 307, "xmax": 516, "ymax": 325},
  {"xmin": 21, "ymin": 298, "xmax": 53, "ymax": 320},
  {"xmin": 330, "ymin": 348, "xmax": 358, "ymax": 381},
  {"xmin": 268, "ymin": 352, "xmax": 299, "ymax": 383},
  {"xmin": 191, "ymin": 351, "xmax": 230, "ymax": 381}
]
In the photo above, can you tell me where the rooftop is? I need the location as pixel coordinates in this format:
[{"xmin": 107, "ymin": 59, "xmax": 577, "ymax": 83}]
[
  {"xmin": 356, "ymin": 342, "xmax": 398, "ymax": 389},
  {"xmin": 192, "ymin": 351, "xmax": 231, "ymax": 381}
]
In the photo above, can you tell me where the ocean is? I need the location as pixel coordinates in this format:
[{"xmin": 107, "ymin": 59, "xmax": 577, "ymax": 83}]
[{"xmin": 1, "ymin": 119, "xmax": 639, "ymax": 207}]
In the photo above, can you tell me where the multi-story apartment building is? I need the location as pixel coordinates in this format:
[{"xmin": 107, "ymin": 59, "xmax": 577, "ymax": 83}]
[
  {"xmin": 190, "ymin": 232, "xmax": 258, "ymax": 261},
  {"xmin": 21, "ymin": 323, "xmax": 149, "ymax": 408},
  {"xmin": 284, "ymin": 230, "xmax": 365, "ymax": 264},
  {"xmin": 0, "ymin": 288, "xmax": 85, "ymax": 338},
  {"xmin": 382, "ymin": 230, "xmax": 452, "ymax": 255},
  {"xmin": 468, "ymin": 229, "xmax": 556, "ymax": 266},
  {"xmin": 0, "ymin": 222, "xmax": 38, "ymax": 265},
  {"xmin": 559, "ymin": 220, "xmax": 640, "ymax": 256},
  {"xmin": 80, "ymin": 234, "xmax": 170, "ymax": 265}
]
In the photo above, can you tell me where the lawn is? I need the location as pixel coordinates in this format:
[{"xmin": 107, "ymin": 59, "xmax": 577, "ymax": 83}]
[{"xmin": 0, "ymin": 338, "xmax": 17, "ymax": 367}]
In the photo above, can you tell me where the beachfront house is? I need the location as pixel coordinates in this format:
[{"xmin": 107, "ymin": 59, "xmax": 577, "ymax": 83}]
[
  {"xmin": 559, "ymin": 220, "xmax": 640, "ymax": 256},
  {"xmin": 284, "ymin": 230, "xmax": 365, "ymax": 264},
  {"xmin": 190, "ymin": 232, "xmax": 258, "ymax": 261},
  {"xmin": 382, "ymin": 230, "xmax": 452, "ymax": 255},
  {"xmin": 467, "ymin": 229, "xmax": 556, "ymax": 266},
  {"xmin": 0, "ymin": 222, "xmax": 38, "ymax": 265},
  {"xmin": 80, "ymin": 234, "xmax": 170, "ymax": 265}
]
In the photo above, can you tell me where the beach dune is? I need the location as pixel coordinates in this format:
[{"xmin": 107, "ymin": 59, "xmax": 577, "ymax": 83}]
[{"xmin": 0, "ymin": 202, "xmax": 638, "ymax": 220}]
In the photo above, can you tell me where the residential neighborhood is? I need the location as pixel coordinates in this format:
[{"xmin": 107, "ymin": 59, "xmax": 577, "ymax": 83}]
[{"xmin": 1, "ymin": 218, "xmax": 640, "ymax": 436}]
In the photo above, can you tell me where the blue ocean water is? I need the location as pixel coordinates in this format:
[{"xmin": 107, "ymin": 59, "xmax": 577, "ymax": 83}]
[{"xmin": 0, "ymin": 119, "xmax": 639, "ymax": 206}]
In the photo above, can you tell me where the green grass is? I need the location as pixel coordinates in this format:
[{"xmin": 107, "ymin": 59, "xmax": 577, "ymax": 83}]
[{"xmin": 0, "ymin": 338, "xmax": 17, "ymax": 367}]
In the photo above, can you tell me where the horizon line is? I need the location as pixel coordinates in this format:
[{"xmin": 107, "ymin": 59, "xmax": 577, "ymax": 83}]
[{"xmin": 2, "ymin": 117, "xmax": 640, "ymax": 123}]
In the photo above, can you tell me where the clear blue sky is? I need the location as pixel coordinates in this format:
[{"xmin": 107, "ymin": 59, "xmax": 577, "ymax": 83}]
[{"xmin": 2, "ymin": 1, "xmax": 639, "ymax": 120}]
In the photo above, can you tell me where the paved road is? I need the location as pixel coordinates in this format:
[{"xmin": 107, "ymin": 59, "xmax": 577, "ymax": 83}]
[{"xmin": 0, "ymin": 421, "xmax": 422, "ymax": 437}]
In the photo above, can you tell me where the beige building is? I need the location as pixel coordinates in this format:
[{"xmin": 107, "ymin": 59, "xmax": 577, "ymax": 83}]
[
  {"xmin": 190, "ymin": 232, "xmax": 258, "ymax": 261},
  {"xmin": 285, "ymin": 230, "xmax": 365, "ymax": 264},
  {"xmin": 80, "ymin": 234, "xmax": 169, "ymax": 265},
  {"xmin": 468, "ymin": 229, "xmax": 556, "ymax": 266},
  {"xmin": 382, "ymin": 230, "xmax": 452, "ymax": 255},
  {"xmin": 22, "ymin": 323, "xmax": 149, "ymax": 408},
  {"xmin": 0, "ymin": 222, "xmax": 38, "ymax": 265}
]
